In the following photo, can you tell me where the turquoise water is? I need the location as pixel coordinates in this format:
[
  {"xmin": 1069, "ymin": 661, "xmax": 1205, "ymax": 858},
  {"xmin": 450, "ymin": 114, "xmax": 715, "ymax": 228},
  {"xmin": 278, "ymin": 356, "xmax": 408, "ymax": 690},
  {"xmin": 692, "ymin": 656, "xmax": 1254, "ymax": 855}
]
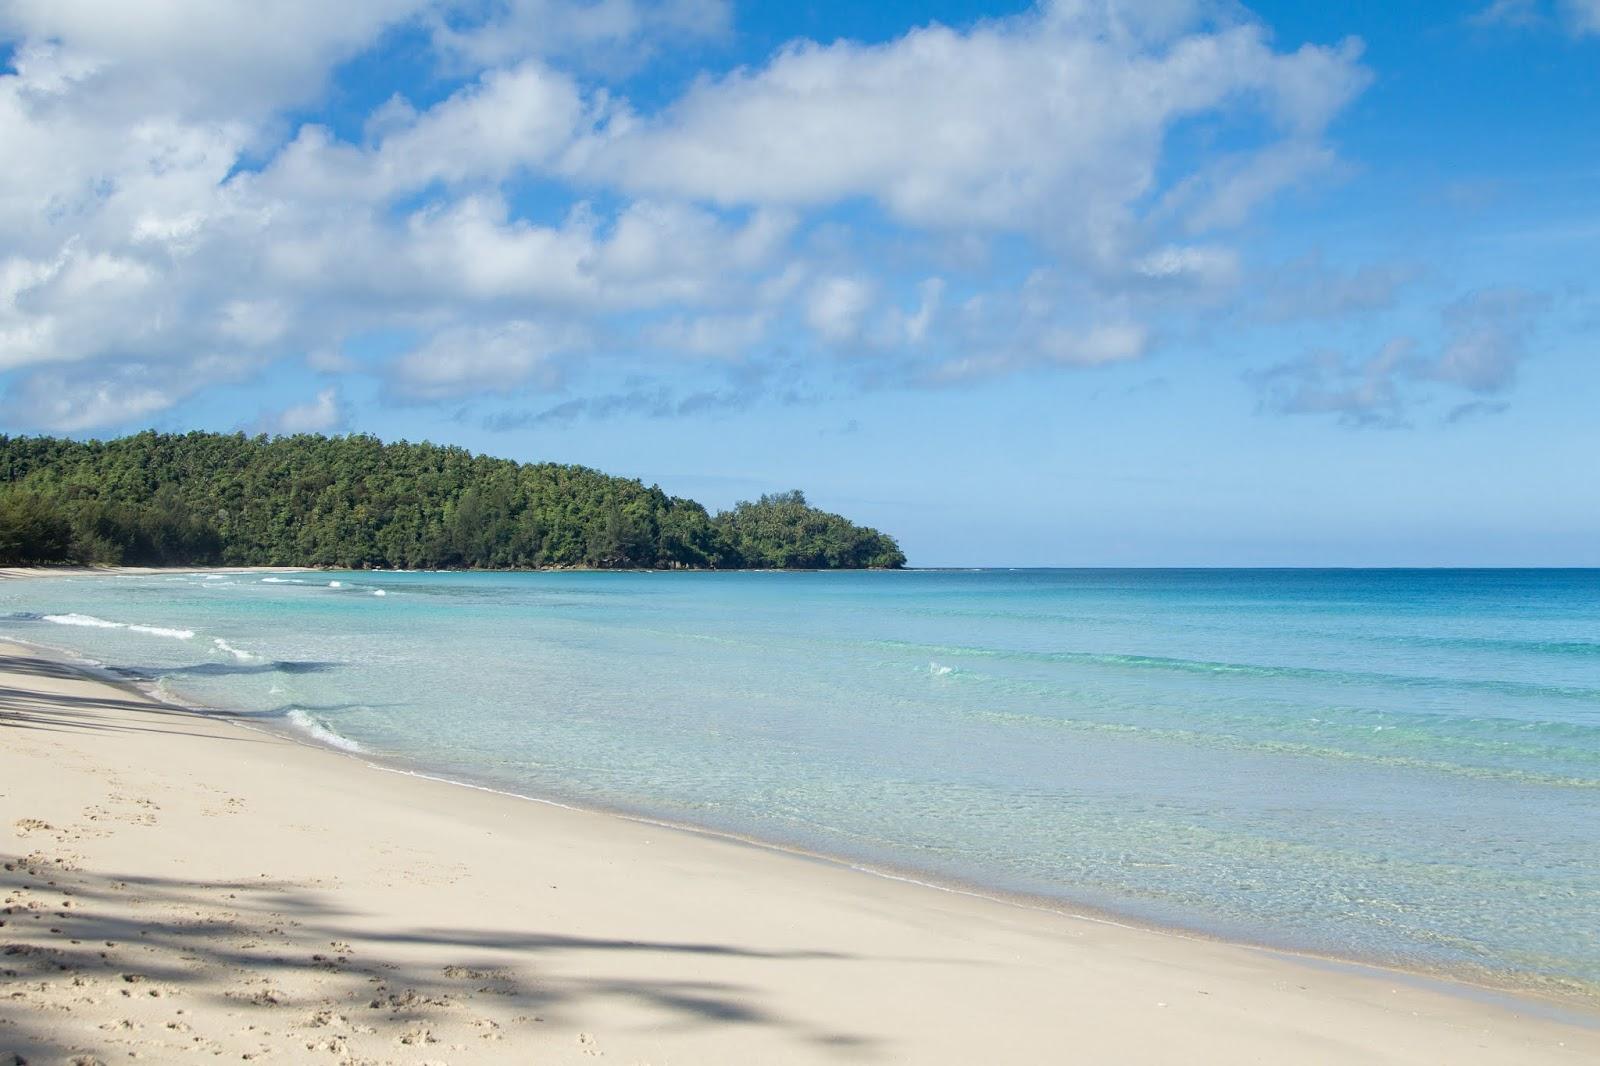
[{"xmin": 4, "ymin": 569, "xmax": 1599, "ymax": 996}]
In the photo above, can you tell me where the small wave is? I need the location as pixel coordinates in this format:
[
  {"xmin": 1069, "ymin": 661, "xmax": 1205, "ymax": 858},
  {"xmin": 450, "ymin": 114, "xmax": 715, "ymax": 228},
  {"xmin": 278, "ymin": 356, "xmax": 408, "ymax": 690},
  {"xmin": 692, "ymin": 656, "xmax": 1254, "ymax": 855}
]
[
  {"xmin": 372, "ymin": 589, "xmax": 387, "ymax": 597},
  {"xmin": 261, "ymin": 577, "xmax": 304, "ymax": 584},
  {"xmin": 128, "ymin": 624, "xmax": 195, "ymax": 640},
  {"xmin": 968, "ymin": 707, "xmax": 1600, "ymax": 790},
  {"xmin": 328, "ymin": 580, "xmax": 343, "ymax": 588},
  {"xmin": 870, "ymin": 639, "xmax": 1600, "ymax": 703},
  {"xmin": 203, "ymin": 575, "xmax": 226, "ymax": 581},
  {"xmin": 213, "ymin": 638, "xmax": 259, "ymax": 663},
  {"xmin": 929, "ymin": 662, "xmax": 954, "ymax": 677},
  {"xmin": 43, "ymin": 613, "xmax": 122, "ymax": 629},
  {"xmin": 42, "ymin": 613, "xmax": 194, "ymax": 640},
  {"xmin": 286, "ymin": 709, "xmax": 364, "ymax": 753}
]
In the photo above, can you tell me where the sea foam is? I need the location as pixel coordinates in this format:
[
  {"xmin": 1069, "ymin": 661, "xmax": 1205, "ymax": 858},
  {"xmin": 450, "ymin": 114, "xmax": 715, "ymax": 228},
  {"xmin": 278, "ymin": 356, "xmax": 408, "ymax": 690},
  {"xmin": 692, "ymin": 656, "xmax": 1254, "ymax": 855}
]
[
  {"xmin": 213, "ymin": 638, "xmax": 258, "ymax": 662},
  {"xmin": 43, "ymin": 613, "xmax": 122, "ymax": 629},
  {"xmin": 44, "ymin": 614, "xmax": 193, "ymax": 640},
  {"xmin": 286, "ymin": 709, "xmax": 364, "ymax": 753},
  {"xmin": 128, "ymin": 624, "xmax": 196, "ymax": 640}
]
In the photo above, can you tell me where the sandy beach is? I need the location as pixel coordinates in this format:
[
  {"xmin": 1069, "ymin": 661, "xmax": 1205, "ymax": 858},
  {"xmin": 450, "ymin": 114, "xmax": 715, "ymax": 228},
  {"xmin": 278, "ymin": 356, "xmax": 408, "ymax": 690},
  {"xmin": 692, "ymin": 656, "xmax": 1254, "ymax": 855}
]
[
  {"xmin": 0, "ymin": 567, "xmax": 313, "ymax": 581},
  {"xmin": 2, "ymin": 639, "xmax": 1597, "ymax": 1064}
]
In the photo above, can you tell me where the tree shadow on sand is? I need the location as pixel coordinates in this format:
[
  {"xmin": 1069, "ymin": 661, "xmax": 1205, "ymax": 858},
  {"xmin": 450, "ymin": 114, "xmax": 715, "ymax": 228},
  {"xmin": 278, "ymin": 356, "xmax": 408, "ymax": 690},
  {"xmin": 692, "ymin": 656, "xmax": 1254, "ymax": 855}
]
[
  {"xmin": 0, "ymin": 653, "xmax": 391, "ymax": 742},
  {"xmin": 0, "ymin": 855, "xmax": 880, "ymax": 1063}
]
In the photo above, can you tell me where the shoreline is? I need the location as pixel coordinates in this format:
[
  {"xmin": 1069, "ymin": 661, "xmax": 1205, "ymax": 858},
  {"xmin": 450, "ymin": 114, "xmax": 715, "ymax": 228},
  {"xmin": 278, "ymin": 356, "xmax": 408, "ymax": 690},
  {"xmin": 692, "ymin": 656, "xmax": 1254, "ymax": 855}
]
[
  {"xmin": 4, "ymin": 640, "xmax": 1599, "ymax": 1061},
  {"xmin": 261, "ymin": 722, "xmax": 1600, "ymax": 1020},
  {"xmin": 0, "ymin": 563, "xmax": 911, "ymax": 580},
  {"xmin": 358, "ymin": 759, "xmax": 1600, "ymax": 1023},
  {"xmin": 5, "ymin": 569, "xmax": 1600, "ymax": 1018},
  {"xmin": 34, "ymin": 632, "xmax": 1594, "ymax": 1015},
  {"xmin": 0, "ymin": 565, "xmax": 314, "ymax": 580}
]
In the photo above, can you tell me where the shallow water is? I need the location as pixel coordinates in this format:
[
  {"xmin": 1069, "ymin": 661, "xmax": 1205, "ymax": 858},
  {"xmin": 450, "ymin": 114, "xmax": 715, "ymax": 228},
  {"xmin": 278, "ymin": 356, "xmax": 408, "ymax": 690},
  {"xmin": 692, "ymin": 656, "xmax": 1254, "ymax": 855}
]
[{"xmin": 4, "ymin": 568, "xmax": 1598, "ymax": 995}]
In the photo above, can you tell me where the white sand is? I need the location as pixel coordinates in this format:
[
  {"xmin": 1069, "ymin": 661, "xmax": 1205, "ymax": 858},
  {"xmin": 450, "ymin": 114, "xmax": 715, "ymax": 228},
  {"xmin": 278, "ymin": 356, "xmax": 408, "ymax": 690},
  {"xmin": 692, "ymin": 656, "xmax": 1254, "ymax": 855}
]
[
  {"xmin": 2, "ymin": 640, "xmax": 1596, "ymax": 1064},
  {"xmin": 0, "ymin": 566, "xmax": 310, "ymax": 580}
]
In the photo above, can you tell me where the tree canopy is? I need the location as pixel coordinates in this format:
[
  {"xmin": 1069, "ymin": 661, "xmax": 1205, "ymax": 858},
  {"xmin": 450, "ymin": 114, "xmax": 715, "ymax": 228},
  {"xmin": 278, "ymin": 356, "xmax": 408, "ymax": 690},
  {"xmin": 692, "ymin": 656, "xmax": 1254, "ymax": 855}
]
[{"xmin": 0, "ymin": 432, "xmax": 905, "ymax": 571}]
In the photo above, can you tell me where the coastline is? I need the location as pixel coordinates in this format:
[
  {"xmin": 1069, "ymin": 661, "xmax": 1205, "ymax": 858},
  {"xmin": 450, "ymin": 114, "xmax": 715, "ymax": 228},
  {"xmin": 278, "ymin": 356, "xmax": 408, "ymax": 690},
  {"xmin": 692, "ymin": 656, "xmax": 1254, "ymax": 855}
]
[
  {"xmin": 21, "ymin": 624, "xmax": 1600, "ymax": 1016},
  {"xmin": 3, "ymin": 638, "xmax": 1598, "ymax": 1062},
  {"xmin": 0, "ymin": 565, "xmax": 313, "ymax": 581}
]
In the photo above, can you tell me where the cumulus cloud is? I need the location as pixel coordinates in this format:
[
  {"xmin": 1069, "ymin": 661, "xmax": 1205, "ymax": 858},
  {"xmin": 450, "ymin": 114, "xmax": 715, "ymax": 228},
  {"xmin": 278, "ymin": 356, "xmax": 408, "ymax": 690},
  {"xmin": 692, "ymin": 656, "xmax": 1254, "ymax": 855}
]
[
  {"xmin": 645, "ymin": 311, "xmax": 772, "ymax": 358},
  {"xmin": 0, "ymin": 33, "xmax": 794, "ymax": 425},
  {"xmin": 0, "ymin": 0, "xmax": 1376, "ymax": 429},
  {"xmin": 1, "ymin": 356, "xmax": 256, "ymax": 432},
  {"xmin": 872, "ymin": 278, "xmax": 945, "ymax": 347},
  {"xmin": 807, "ymin": 277, "xmax": 875, "ymax": 344},
  {"xmin": 389, "ymin": 320, "xmax": 576, "ymax": 400},
  {"xmin": 0, "ymin": 1, "xmax": 434, "ymax": 140},
  {"xmin": 571, "ymin": 1, "xmax": 1369, "ymax": 261},
  {"xmin": 260, "ymin": 388, "xmax": 348, "ymax": 434}
]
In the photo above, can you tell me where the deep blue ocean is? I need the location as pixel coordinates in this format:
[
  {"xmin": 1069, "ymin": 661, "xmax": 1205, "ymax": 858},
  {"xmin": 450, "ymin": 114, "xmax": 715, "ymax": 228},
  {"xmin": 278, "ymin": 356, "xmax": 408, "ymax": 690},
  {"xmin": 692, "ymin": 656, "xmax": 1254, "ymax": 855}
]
[{"xmin": 4, "ymin": 568, "xmax": 1598, "ymax": 997}]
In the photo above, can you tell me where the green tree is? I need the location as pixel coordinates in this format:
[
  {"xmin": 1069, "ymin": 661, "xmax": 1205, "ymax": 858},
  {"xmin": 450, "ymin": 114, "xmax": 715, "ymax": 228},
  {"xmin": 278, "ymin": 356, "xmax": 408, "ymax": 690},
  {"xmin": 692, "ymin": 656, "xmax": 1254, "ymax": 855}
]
[{"xmin": 0, "ymin": 433, "xmax": 906, "ymax": 571}]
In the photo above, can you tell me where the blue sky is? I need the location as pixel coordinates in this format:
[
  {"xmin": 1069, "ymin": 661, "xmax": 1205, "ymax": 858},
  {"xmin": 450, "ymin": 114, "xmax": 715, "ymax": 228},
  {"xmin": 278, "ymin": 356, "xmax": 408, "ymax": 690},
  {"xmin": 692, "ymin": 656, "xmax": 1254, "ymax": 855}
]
[{"xmin": 1, "ymin": 0, "xmax": 1596, "ymax": 565}]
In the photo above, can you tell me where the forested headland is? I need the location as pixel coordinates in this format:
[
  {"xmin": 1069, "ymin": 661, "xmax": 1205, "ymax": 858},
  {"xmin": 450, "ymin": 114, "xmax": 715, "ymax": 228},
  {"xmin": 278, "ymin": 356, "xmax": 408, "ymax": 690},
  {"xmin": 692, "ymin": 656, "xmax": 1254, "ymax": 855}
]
[{"xmin": 0, "ymin": 432, "xmax": 906, "ymax": 571}]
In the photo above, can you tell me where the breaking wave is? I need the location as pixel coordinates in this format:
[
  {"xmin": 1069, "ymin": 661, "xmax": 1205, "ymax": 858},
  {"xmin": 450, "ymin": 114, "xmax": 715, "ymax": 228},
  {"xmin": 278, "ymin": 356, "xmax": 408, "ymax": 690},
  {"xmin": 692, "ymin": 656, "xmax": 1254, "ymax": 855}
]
[{"xmin": 44, "ymin": 614, "xmax": 194, "ymax": 640}]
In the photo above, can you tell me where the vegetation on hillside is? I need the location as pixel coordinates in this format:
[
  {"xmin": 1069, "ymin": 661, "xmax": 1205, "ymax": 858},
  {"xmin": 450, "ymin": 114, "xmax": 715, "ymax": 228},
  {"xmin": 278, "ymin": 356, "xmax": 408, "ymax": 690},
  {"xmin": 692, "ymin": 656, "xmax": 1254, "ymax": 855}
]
[{"xmin": 0, "ymin": 432, "xmax": 906, "ymax": 571}]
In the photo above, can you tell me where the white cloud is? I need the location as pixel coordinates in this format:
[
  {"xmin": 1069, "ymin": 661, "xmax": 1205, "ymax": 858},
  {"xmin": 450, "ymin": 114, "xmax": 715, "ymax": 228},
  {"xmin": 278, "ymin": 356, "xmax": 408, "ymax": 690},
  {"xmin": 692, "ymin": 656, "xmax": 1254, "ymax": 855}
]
[
  {"xmin": 646, "ymin": 312, "xmax": 771, "ymax": 357},
  {"xmin": 1133, "ymin": 244, "xmax": 1240, "ymax": 290},
  {"xmin": 571, "ymin": 1, "xmax": 1368, "ymax": 260},
  {"xmin": 252, "ymin": 61, "xmax": 584, "ymax": 206},
  {"xmin": 219, "ymin": 300, "xmax": 292, "ymax": 347},
  {"xmin": 1, "ymin": 356, "xmax": 255, "ymax": 431},
  {"xmin": 373, "ymin": 62, "xmax": 584, "ymax": 189},
  {"xmin": 807, "ymin": 277, "xmax": 875, "ymax": 343},
  {"xmin": 16, "ymin": 378, "xmax": 175, "ymax": 432},
  {"xmin": 0, "ymin": 0, "xmax": 1375, "ymax": 428},
  {"xmin": 900, "ymin": 278, "xmax": 945, "ymax": 346},
  {"xmin": 0, "ymin": 1, "xmax": 428, "ymax": 118},
  {"xmin": 261, "ymin": 388, "xmax": 347, "ymax": 434},
  {"xmin": 1041, "ymin": 321, "xmax": 1149, "ymax": 367},
  {"xmin": 0, "ymin": 26, "xmax": 796, "ymax": 428},
  {"xmin": 389, "ymin": 320, "xmax": 575, "ymax": 399},
  {"xmin": 1160, "ymin": 142, "xmax": 1338, "ymax": 236}
]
